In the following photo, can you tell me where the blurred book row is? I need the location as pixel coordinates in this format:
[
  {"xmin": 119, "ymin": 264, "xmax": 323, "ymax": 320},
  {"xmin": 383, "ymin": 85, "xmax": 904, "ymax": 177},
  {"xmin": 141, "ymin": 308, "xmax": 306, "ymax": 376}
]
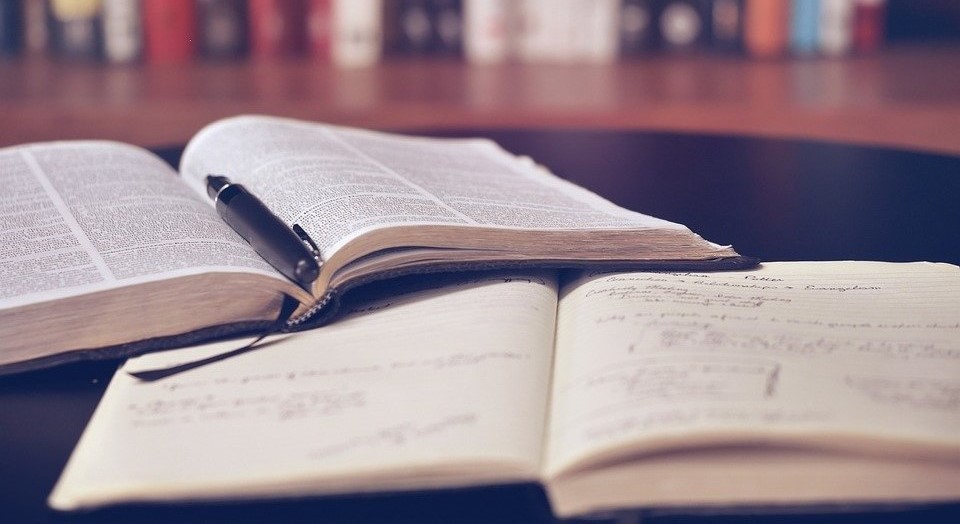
[{"xmin": 0, "ymin": 0, "xmax": 889, "ymax": 67}]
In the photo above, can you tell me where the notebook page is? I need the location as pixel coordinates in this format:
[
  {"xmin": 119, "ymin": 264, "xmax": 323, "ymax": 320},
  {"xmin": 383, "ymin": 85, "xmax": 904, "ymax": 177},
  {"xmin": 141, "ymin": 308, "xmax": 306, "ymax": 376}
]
[
  {"xmin": 49, "ymin": 273, "xmax": 557, "ymax": 511},
  {"xmin": 546, "ymin": 262, "xmax": 960, "ymax": 476}
]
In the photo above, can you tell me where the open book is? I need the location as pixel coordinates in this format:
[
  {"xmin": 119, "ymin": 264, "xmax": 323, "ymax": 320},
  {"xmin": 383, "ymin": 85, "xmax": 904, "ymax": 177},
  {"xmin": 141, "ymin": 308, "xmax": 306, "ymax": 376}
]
[
  {"xmin": 0, "ymin": 115, "xmax": 750, "ymax": 374},
  {"xmin": 49, "ymin": 262, "xmax": 960, "ymax": 518}
]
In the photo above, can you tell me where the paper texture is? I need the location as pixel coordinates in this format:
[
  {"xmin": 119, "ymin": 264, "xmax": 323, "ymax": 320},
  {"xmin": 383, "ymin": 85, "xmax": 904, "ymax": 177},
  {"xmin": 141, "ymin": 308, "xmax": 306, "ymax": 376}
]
[
  {"xmin": 180, "ymin": 115, "xmax": 684, "ymax": 258},
  {"xmin": 0, "ymin": 141, "xmax": 279, "ymax": 310},
  {"xmin": 546, "ymin": 262, "xmax": 960, "ymax": 476},
  {"xmin": 49, "ymin": 273, "xmax": 558, "ymax": 510}
]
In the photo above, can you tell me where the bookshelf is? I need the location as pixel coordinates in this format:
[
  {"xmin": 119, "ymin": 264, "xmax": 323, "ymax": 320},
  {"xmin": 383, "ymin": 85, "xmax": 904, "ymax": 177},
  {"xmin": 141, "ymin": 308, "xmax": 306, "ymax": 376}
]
[{"xmin": 2, "ymin": 43, "xmax": 960, "ymax": 155}]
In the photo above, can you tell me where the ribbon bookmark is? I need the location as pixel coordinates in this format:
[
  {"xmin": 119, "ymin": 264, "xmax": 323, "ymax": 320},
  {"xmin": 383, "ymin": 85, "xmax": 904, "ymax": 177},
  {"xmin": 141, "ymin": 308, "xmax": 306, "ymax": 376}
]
[{"xmin": 127, "ymin": 295, "xmax": 301, "ymax": 382}]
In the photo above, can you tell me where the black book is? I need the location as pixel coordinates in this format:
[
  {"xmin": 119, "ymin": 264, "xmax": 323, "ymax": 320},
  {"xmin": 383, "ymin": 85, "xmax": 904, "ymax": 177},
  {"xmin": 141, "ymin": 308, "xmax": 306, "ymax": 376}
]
[
  {"xmin": 657, "ymin": 0, "xmax": 710, "ymax": 52},
  {"xmin": 619, "ymin": 0, "xmax": 658, "ymax": 55},
  {"xmin": 48, "ymin": 0, "xmax": 103, "ymax": 61},
  {"xmin": 198, "ymin": 0, "xmax": 248, "ymax": 59},
  {"xmin": 0, "ymin": 0, "xmax": 23, "ymax": 55},
  {"xmin": 707, "ymin": 0, "xmax": 743, "ymax": 52}
]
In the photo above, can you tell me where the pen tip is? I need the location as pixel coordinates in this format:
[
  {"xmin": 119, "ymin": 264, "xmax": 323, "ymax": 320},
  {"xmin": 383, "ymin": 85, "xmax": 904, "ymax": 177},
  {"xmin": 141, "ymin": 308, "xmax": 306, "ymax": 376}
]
[{"xmin": 206, "ymin": 175, "xmax": 230, "ymax": 200}]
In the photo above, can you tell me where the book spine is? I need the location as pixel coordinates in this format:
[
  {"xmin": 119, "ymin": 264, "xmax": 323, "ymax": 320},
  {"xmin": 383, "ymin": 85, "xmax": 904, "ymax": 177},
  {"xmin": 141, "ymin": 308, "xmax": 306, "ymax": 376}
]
[
  {"xmin": 572, "ymin": 0, "xmax": 619, "ymax": 62},
  {"xmin": 143, "ymin": 0, "xmax": 197, "ymax": 63},
  {"xmin": 708, "ymin": 0, "xmax": 744, "ymax": 53},
  {"xmin": 518, "ymin": 0, "xmax": 572, "ymax": 62},
  {"xmin": 307, "ymin": 0, "xmax": 332, "ymax": 61},
  {"xmin": 463, "ymin": 0, "xmax": 513, "ymax": 63},
  {"xmin": 0, "ymin": 0, "xmax": 23, "ymax": 55},
  {"xmin": 102, "ymin": 0, "xmax": 142, "ymax": 63},
  {"xmin": 790, "ymin": 0, "xmax": 820, "ymax": 55},
  {"xmin": 853, "ymin": 0, "xmax": 884, "ymax": 53},
  {"xmin": 819, "ymin": 0, "xmax": 854, "ymax": 56},
  {"xmin": 248, "ymin": 0, "xmax": 308, "ymax": 58},
  {"xmin": 396, "ymin": 0, "xmax": 434, "ymax": 55},
  {"xmin": 432, "ymin": 0, "xmax": 462, "ymax": 56},
  {"xmin": 743, "ymin": 0, "xmax": 789, "ymax": 58},
  {"xmin": 48, "ymin": 0, "xmax": 103, "ymax": 61},
  {"xmin": 198, "ymin": 0, "xmax": 247, "ymax": 59},
  {"xmin": 619, "ymin": 0, "xmax": 657, "ymax": 56},
  {"xmin": 330, "ymin": 0, "xmax": 383, "ymax": 67},
  {"xmin": 23, "ymin": 0, "xmax": 48, "ymax": 55},
  {"xmin": 658, "ymin": 0, "xmax": 709, "ymax": 53}
]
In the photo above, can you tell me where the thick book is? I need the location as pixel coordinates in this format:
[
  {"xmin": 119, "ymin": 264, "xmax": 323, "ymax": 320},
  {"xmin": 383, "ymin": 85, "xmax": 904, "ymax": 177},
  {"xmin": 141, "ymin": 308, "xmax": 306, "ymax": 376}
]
[
  {"xmin": 48, "ymin": 261, "xmax": 960, "ymax": 517},
  {"xmin": 0, "ymin": 115, "xmax": 751, "ymax": 375}
]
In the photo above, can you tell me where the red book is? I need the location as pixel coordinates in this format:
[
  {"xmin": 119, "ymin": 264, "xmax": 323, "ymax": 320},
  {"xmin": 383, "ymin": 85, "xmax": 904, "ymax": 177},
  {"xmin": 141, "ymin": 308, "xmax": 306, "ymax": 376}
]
[
  {"xmin": 143, "ymin": 0, "xmax": 197, "ymax": 63},
  {"xmin": 248, "ymin": 0, "xmax": 307, "ymax": 58},
  {"xmin": 307, "ymin": 0, "xmax": 333, "ymax": 61},
  {"xmin": 853, "ymin": 0, "xmax": 885, "ymax": 53}
]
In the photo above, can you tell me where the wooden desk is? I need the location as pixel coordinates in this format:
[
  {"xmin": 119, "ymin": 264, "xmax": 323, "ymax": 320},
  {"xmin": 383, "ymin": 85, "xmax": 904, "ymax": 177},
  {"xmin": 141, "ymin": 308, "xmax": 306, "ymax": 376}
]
[
  {"xmin": 2, "ymin": 44, "xmax": 960, "ymax": 155},
  {"xmin": 1, "ymin": 129, "xmax": 958, "ymax": 523}
]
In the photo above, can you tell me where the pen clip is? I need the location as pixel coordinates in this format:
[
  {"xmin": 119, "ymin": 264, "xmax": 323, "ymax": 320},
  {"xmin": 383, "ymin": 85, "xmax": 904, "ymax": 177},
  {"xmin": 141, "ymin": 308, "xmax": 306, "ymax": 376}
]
[{"xmin": 292, "ymin": 224, "xmax": 323, "ymax": 264}]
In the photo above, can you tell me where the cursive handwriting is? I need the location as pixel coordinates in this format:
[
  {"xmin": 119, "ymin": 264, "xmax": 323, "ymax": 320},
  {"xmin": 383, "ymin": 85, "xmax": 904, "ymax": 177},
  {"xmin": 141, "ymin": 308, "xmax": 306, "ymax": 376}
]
[
  {"xmin": 127, "ymin": 388, "xmax": 366, "ymax": 428},
  {"xmin": 310, "ymin": 413, "xmax": 478, "ymax": 459},
  {"xmin": 845, "ymin": 375, "xmax": 960, "ymax": 411}
]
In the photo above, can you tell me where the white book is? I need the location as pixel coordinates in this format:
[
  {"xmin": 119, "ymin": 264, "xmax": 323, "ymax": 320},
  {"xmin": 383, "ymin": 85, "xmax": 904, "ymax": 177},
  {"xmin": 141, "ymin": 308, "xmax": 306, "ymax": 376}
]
[
  {"xmin": 820, "ymin": 0, "xmax": 855, "ymax": 56},
  {"xmin": 332, "ymin": 0, "xmax": 383, "ymax": 68},
  {"xmin": 464, "ymin": 0, "xmax": 515, "ymax": 63}
]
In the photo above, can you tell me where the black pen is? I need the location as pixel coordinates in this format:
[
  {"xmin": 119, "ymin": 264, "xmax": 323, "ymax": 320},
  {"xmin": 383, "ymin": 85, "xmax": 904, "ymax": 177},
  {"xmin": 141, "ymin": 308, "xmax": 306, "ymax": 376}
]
[{"xmin": 206, "ymin": 175, "xmax": 320, "ymax": 288}]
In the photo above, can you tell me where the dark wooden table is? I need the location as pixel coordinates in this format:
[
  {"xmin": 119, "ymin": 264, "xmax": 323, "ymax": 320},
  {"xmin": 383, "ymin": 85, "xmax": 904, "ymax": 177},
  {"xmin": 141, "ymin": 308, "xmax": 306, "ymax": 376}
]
[{"xmin": 1, "ymin": 129, "xmax": 958, "ymax": 524}]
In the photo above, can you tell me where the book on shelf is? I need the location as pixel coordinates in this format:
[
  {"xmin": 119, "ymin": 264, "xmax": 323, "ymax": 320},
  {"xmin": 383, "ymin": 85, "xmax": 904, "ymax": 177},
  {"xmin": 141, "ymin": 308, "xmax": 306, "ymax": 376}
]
[
  {"xmin": 618, "ymin": 0, "xmax": 657, "ymax": 55},
  {"xmin": 854, "ymin": 0, "xmax": 886, "ymax": 53},
  {"xmin": 463, "ymin": 0, "xmax": 515, "ymax": 63},
  {"xmin": 328, "ymin": 0, "xmax": 384, "ymax": 67},
  {"xmin": 101, "ymin": 0, "xmax": 143, "ymax": 64},
  {"xmin": 142, "ymin": 0, "xmax": 197, "ymax": 63},
  {"xmin": 247, "ymin": 0, "xmax": 308, "ymax": 58},
  {"xmin": 819, "ymin": 0, "xmax": 856, "ymax": 56},
  {"xmin": 708, "ymin": 0, "xmax": 743, "ymax": 52},
  {"xmin": 433, "ymin": 0, "xmax": 464, "ymax": 56},
  {"xmin": 0, "ymin": 115, "xmax": 751, "ymax": 375},
  {"xmin": 516, "ymin": 0, "xmax": 620, "ymax": 64},
  {"xmin": 48, "ymin": 261, "xmax": 960, "ymax": 517},
  {"xmin": 48, "ymin": 0, "xmax": 102, "ymax": 61},
  {"xmin": 388, "ymin": 0, "xmax": 463, "ymax": 57},
  {"xmin": 744, "ymin": 0, "xmax": 789, "ymax": 58},
  {"xmin": 790, "ymin": 0, "xmax": 820, "ymax": 55},
  {"xmin": 392, "ymin": 0, "xmax": 435, "ymax": 55},
  {"xmin": 0, "ymin": 0, "xmax": 22, "ymax": 55},
  {"xmin": 197, "ymin": 0, "xmax": 248, "ymax": 60},
  {"xmin": 657, "ymin": 0, "xmax": 709, "ymax": 53}
]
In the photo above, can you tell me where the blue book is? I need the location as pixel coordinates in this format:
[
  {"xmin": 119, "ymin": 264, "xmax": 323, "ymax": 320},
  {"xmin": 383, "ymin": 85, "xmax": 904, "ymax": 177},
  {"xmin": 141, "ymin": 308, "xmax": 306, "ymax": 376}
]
[{"xmin": 791, "ymin": 0, "xmax": 820, "ymax": 54}]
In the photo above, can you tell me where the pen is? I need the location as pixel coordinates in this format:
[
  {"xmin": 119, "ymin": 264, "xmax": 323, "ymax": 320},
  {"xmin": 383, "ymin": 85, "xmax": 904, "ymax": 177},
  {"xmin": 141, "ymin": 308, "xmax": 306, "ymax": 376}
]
[{"xmin": 206, "ymin": 175, "xmax": 320, "ymax": 288}]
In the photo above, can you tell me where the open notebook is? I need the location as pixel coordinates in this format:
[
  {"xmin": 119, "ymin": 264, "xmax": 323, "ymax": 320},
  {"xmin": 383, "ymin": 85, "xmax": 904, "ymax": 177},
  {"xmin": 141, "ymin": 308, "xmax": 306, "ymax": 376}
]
[{"xmin": 49, "ymin": 262, "xmax": 960, "ymax": 518}]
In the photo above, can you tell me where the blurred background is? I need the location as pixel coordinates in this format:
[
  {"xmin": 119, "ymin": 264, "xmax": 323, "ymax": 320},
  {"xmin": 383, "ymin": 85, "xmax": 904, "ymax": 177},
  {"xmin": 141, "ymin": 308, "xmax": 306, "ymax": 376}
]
[{"xmin": 0, "ymin": 0, "xmax": 959, "ymax": 154}]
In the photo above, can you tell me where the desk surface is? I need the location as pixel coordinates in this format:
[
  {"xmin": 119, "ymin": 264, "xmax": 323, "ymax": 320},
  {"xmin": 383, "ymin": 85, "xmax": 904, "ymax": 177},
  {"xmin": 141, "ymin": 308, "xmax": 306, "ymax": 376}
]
[{"xmin": 1, "ymin": 129, "xmax": 958, "ymax": 524}]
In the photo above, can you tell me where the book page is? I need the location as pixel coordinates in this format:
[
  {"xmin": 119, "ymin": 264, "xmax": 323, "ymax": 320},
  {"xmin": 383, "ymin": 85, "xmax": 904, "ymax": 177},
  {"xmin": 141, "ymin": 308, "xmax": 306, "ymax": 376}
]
[
  {"xmin": 0, "ymin": 141, "xmax": 281, "ymax": 310},
  {"xmin": 179, "ymin": 115, "xmax": 687, "ymax": 257},
  {"xmin": 49, "ymin": 272, "xmax": 558, "ymax": 511},
  {"xmin": 545, "ymin": 262, "xmax": 960, "ymax": 477}
]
